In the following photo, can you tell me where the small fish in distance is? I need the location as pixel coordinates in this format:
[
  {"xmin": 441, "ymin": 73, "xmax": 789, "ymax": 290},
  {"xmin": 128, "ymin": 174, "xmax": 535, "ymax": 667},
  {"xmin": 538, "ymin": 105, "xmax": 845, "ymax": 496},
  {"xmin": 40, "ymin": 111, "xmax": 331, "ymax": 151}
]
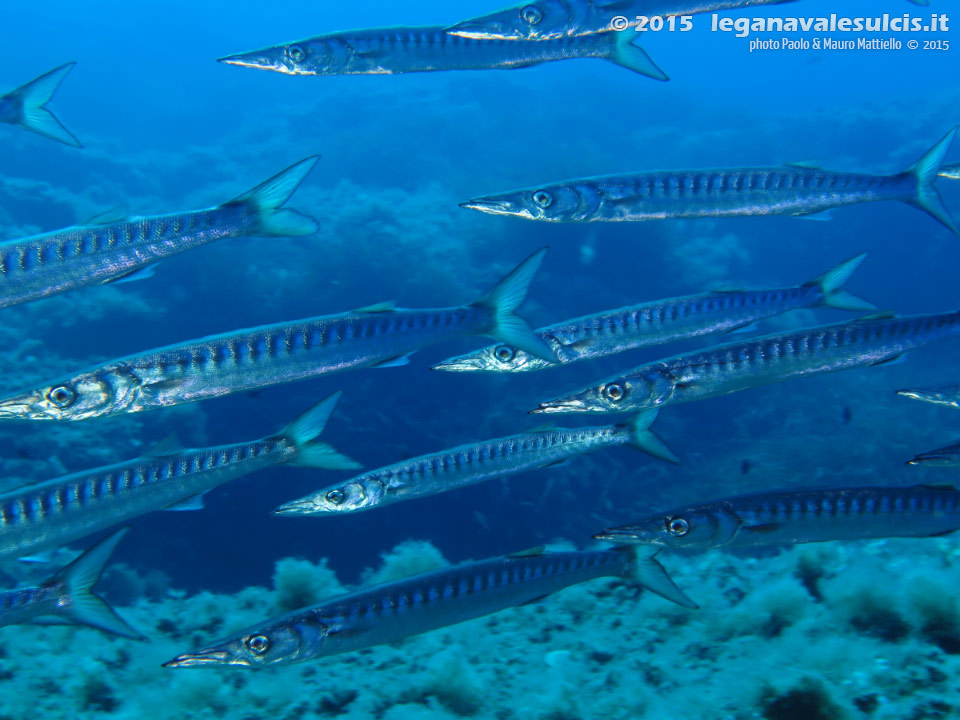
[
  {"xmin": 274, "ymin": 409, "xmax": 675, "ymax": 518},
  {"xmin": 897, "ymin": 384, "xmax": 960, "ymax": 409},
  {"xmin": 0, "ymin": 394, "xmax": 358, "ymax": 561},
  {"xmin": 162, "ymin": 545, "xmax": 694, "ymax": 669},
  {"xmin": 434, "ymin": 254, "xmax": 873, "ymax": 373},
  {"xmin": 0, "ymin": 156, "xmax": 320, "ymax": 310},
  {"xmin": 532, "ymin": 310, "xmax": 960, "ymax": 416},
  {"xmin": 0, "ymin": 62, "xmax": 81, "ymax": 147},
  {"xmin": 218, "ymin": 25, "xmax": 667, "ymax": 80},
  {"xmin": 0, "ymin": 249, "xmax": 554, "ymax": 421},
  {"xmin": 461, "ymin": 128, "xmax": 959, "ymax": 235},
  {"xmin": 0, "ymin": 527, "xmax": 142, "ymax": 639},
  {"xmin": 596, "ymin": 484, "xmax": 960, "ymax": 550}
]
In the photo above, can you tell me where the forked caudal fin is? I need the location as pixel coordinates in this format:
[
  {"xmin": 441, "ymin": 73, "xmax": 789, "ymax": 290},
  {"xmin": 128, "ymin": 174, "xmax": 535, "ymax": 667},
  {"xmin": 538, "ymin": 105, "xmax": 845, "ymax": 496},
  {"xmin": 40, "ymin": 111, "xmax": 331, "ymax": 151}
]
[
  {"xmin": 624, "ymin": 409, "xmax": 679, "ymax": 464},
  {"xmin": 50, "ymin": 527, "xmax": 145, "ymax": 639},
  {"xmin": 806, "ymin": 253, "xmax": 876, "ymax": 312},
  {"xmin": 607, "ymin": 33, "xmax": 669, "ymax": 81},
  {"xmin": 621, "ymin": 546, "xmax": 698, "ymax": 609},
  {"xmin": 473, "ymin": 248, "xmax": 558, "ymax": 362},
  {"xmin": 280, "ymin": 391, "xmax": 362, "ymax": 470},
  {"xmin": 2, "ymin": 62, "xmax": 82, "ymax": 147},
  {"xmin": 904, "ymin": 127, "xmax": 959, "ymax": 236},
  {"xmin": 229, "ymin": 156, "xmax": 321, "ymax": 236}
]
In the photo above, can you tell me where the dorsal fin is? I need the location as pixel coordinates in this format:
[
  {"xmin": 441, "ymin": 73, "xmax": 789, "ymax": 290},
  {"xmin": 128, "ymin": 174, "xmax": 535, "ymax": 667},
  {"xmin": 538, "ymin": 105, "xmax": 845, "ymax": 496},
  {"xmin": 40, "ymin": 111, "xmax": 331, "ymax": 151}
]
[
  {"xmin": 82, "ymin": 206, "xmax": 129, "ymax": 225},
  {"xmin": 785, "ymin": 161, "xmax": 823, "ymax": 169},
  {"xmin": 920, "ymin": 483, "xmax": 959, "ymax": 492},
  {"xmin": 860, "ymin": 311, "xmax": 898, "ymax": 321},
  {"xmin": 354, "ymin": 301, "xmax": 396, "ymax": 314},
  {"xmin": 507, "ymin": 546, "xmax": 546, "ymax": 559},
  {"xmin": 142, "ymin": 435, "xmax": 184, "ymax": 457}
]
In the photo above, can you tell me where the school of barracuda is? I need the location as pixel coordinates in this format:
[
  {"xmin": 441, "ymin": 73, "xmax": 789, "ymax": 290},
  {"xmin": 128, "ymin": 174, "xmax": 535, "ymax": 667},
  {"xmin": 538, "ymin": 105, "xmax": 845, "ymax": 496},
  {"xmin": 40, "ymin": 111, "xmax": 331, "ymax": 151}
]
[{"xmin": 0, "ymin": 0, "xmax": 957, "ymax": 680}]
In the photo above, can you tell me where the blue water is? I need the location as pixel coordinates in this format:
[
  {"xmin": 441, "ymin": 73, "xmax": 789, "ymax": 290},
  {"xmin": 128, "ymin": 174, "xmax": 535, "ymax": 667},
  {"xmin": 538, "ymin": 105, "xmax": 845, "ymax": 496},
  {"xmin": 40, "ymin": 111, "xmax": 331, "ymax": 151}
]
[{"xmin": 0, "ymin": 0, "xmax": 958, "ymax": 606}]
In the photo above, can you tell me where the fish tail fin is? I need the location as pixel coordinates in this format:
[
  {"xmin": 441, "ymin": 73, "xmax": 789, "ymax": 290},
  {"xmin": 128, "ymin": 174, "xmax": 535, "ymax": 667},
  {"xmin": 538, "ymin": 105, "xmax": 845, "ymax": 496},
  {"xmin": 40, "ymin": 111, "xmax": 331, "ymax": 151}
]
[
  {"xmin": 230, "ymin": 156, "xmax": 321, "ymax": 236},
  {"xmin": 806, "ymin": 253, "xmax": 876, "ymax": 312},
  {"xmin": 280, "ymin": 391, "xmax": 362, "ymax": 470},
  {"xmin": 51, "ymin": 527, "xmax": 145, "ymax": 639},
  {"xmin": 623, "ymin": 409, "xmax": 679, "ymax": 464},
  {"xmin": 607, "ymin": 33, "xmax": 669, "ymax": 81},
  {"xmin": 3, "ymin": 62, "xmax": 82, "ymax": 147},
  {"xmin": 473, "ymin": 248, "xmax": 557, "ymax": 362},
  {"xmin": 619, "ymin": 546, "xmax": 698, "ymax": 609},
  {"xmin": 904, "ymin": 127, "xmax": 959, "ymax": 236}
]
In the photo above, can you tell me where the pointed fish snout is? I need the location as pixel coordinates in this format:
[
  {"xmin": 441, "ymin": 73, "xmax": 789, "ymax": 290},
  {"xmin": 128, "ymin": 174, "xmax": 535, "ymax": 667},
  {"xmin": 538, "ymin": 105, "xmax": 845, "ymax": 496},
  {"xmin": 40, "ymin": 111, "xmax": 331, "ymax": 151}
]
[
  {"xmin": 431, "ymin": 356, "xmax": 483, "ymax": 372},
  {"xmin": 593, "ymin": 529, "xmax": 642, "ymax": 543},
  {"xmin": 273, "ymin": 499, "xmax": 318, "ymax": 516},
  {"xmin": 529, "ymin": 399, "xmax": 588, "ymax": 415},
  {"xmin": 459, "ymin": 198, "xmax": 513, "ymax": 215},
  {"xmin": 162, "ymin": 650, "xmax": 232, "ymax": 668}
]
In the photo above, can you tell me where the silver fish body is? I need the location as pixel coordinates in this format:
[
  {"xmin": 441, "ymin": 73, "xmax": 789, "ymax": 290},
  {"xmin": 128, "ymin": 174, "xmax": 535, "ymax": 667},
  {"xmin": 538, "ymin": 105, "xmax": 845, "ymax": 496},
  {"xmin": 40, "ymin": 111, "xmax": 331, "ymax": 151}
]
[
  {"xmin": 533, "ymin": 310, "xmax": 960, "ymax": 415},
  {"xmin": 595, "ymin": 484, "xmax": 960, "ymax": 550},
  {"xmin": 163, "ymin": 545, "xmax": 694, "ymax": 669},
  {"xmin": 434, "ymin": 254, "xmax": 872, "ymax": 373},
  {"xmin": 218, "ymin": 25, "xmax": 667, "ymax": 80},
  {"xmin": 897, "ymin": 384, "xmax": 960, "ymax": 409},
  {"xmin": 0, "ymin": 157, "xmax": 320, "ymax": 310},
  {"xmin": 275, "ymin": 410, "xmax": 672, "ymax": 516},
  {"xmin": 0, "ymin": 527, "xmax": 142, "ymax": 638},
  {"xmin": 908, "ymin": 442, "xmax": 960, "ymax": 467},
  {"xmin": 0, "ymin": 250, "xmax": 552, "ymax": 421},
  {"xmin": 461, "ymin": 129, "xmax": 959, "ymax": 235},
  {"xmin": 0, "ymin": 394, "xmax": 357, "ymax": 559},
  {"xmin": 448, "ymin": 0, "xmax": 794, "ymax": 41},
  {"xmin": 0, "ymin": 62, "xmax": 81, "ymax": 147}
]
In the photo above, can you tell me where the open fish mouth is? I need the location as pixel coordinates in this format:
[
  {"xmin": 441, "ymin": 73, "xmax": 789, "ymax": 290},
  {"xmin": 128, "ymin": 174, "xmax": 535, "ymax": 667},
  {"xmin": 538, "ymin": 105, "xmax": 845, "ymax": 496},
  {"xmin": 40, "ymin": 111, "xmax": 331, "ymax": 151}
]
[{"xmin": 162, "ymin": 650, "xmax": 235, "ymax": 668}]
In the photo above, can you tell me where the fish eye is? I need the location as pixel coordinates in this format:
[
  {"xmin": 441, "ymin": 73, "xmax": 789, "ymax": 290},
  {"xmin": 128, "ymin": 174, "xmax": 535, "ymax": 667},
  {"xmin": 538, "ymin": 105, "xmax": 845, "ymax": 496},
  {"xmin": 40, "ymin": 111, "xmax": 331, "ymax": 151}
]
[
  {"xmin": 667, "ymin": 517, "xmax": 690, "ymax": 537},
  {"xmin": 325, "ymin": 489, "xmax": 345, "ymax": 506},
  {"xmin": 520, "ymin": 5, "xmax": 544, "ymax": 25},
  {"xmin": 287, "ymin": 44, "xmax": 306, "ymax": 62},
  {"xmin": 245, "ymin": 635, "xmax": 270, "ymax": 655},
  {"xmin": 47, "ymin": 386, "xmax": 76, "ymax": 408},
  {"xmin": 532, "ymin": 190, "xmax": 553, "ymax": 208},
  {"xmin": 602, "ymin": 383, "xmax": 625, "ymax": 402},
  {"xmin": 494, "ymin": 345, "xmax": 516, "ymax": 363}
]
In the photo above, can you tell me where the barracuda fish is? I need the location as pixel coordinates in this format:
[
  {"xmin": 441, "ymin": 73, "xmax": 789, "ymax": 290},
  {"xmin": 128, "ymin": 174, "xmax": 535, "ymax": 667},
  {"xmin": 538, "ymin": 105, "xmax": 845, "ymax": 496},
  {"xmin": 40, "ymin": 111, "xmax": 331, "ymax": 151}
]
[
  {"xmin": 162, "ymin": 545, "xmax": 695, "ymax": 669},
  {"xmin": 594, "ymin": 484, "xmax": 960, "ymax": 550},
  {"xmin": 0, "ymin": 394, "xmax": 358, "ymax": 560},
  {"xmin": 0, "ymin": 249, "xmax": 553, "ymax": 422},
  {"xmin": 0, "ymin": 527, "xmax": 142, "ymax": 638},
  {"xmin": 0, "ymin": 156, "xmax": 319, "ymax": 310},
  {"xmin": 217, "ymin": 25, "xmax": 667, "ymax": 81},
  {"xmin": 532, "ymin": 310, "xmax": 960, "ymax": 416},
  {"xmin": 434, "ymin": 254, "xmax": 873, "ymax": 374},
  {"xmin": 908, "ymin": 442, "xmax": 960, "ymax": 467},
  {"xmin": 461, "ymin": 128, "xmax": 959, "ymax": 235},
  {"xmin": 897, "ymin": 384, "xmax": 960, "ymax": 408},
  {"xmin": 0, "ymin": 63, "xmax": 81, "ymax": 147},
  {"xmin": 275, "ymin": 409, "xmax": 674, "ymax": 518},
  {"xmin": 447, "ymin": 0, "xmax": 795, "ymax": 41}
]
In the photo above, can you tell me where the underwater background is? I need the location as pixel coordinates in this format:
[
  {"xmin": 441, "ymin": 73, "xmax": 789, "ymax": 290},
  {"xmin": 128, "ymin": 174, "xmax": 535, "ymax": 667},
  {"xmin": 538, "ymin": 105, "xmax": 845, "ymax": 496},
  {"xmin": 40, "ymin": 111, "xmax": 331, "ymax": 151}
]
[{"xmin": 0, "ymin": 0, "xmax": 959, "ymax": 717}]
